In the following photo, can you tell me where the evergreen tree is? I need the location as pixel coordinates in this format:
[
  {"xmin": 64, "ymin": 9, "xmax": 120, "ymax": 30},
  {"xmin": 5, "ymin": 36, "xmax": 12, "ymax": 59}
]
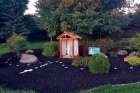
[{"xmin": 0, "ymin": 0, "xmax": 29, "ymax": 40}]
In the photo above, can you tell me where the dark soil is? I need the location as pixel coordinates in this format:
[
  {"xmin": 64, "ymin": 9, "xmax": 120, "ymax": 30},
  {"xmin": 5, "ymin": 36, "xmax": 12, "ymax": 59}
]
[{"xmin": 0, "ymin": 49, "xmax": 140, "ymax": 93}]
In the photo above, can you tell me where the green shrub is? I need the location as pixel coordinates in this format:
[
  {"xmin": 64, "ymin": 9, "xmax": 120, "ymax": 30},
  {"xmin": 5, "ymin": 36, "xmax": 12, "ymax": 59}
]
[
  {"xmin": 42, "ymin": 41, "xmax": 58, "ymax": 57},
  {"xmin": 6, "ymin": 33, "xmax": 27, "ymax": 56},
  {"xmin": 125, "ymin": 55, "xmax": 140, "ymax": 66},
  {"xmin": 88, "ymin": 53, "xmax": 110, "ymax": 74},
  {"xmin": 72, "ymin": 56, "xmax": 90, "ymax": 67},
  {"xmin": 129, "ymin": 34, "xmax": 140, "ymax": 51},
  {"xmin": 72, "ymin": 53, "xmax": 110, "ymax": 74}
]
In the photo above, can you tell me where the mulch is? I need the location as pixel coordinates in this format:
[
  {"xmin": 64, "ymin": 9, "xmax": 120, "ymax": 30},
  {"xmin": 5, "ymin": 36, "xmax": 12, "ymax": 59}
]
[{"xmin": 0, "ymin": 49, "xmax": 140, "ymax": 93}]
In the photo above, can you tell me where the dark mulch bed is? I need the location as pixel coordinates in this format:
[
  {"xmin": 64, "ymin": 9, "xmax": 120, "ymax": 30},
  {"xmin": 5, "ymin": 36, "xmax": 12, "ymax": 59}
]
[{"xmin": 0, "ymin": 49, "xmax": 140, "ymax": 93}]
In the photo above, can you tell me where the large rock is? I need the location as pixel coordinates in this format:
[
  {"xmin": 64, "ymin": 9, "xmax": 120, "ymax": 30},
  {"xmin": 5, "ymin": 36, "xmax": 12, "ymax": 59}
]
[
  {"xmin": 117, "ymin": 50, "xmax": 128, "ymax": 56},
  {"xmin": 20, "ymin": 54, "xmax": 38, "ymax": 64}
]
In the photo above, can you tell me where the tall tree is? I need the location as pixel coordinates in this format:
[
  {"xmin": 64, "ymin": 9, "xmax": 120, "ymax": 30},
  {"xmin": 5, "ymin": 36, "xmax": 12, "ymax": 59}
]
[
  {"xmin": 36, "ymin": 0, "xmax": 128, "ymax": 39},
  {"xmin": 0, "ymin": 0, "xmax": 29, "ymax": 40}
]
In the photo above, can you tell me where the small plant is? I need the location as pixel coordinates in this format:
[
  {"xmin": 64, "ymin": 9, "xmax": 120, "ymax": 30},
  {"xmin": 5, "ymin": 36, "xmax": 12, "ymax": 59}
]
[
  {"xmin": 72, "ymin": 56, "xmax": 89, "ymax": 67},
  {"xmin": 42, "ymin": 41, "xmax": 58, "ymax": 57},
  {"xmin": 124, "ymin": 55, "xmax": 140, "ymax": 66},
  {"xmin": 6, "ymin": 33, "xmax": 27, "ymax": 56},
  {"xmin": 129, "ymin": 34, "xmax": 140, "ymax": 52},
  {"xmin": 73, "ymin": 53, "xmax": 110, "ymax": 74},
  {"xmin": 88, "ymin": 53, "xmax": 110, "ymax": 74}
]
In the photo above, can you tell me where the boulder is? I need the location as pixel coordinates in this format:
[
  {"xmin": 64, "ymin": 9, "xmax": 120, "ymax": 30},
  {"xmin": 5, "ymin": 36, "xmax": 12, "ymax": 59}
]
[
  {"xmin": 117, "ymin": 50, "xmax": 128, "ymax": 56},
  {"xmin": 20, "ymin": 54, "xmax": 38, "ymax": 64}
]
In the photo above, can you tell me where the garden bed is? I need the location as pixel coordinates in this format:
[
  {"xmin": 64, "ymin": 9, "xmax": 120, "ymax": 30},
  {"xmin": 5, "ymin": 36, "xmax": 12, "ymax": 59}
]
[{"xmin": 0, "ymin": 49, "xmax": 140, "ymax": 93}]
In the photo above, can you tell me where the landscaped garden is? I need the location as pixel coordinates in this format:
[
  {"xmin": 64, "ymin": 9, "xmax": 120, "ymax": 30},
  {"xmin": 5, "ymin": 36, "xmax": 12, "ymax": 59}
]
[{"xmin": 0, "ymin": 0, "xmax": 140, "ymax": 93}]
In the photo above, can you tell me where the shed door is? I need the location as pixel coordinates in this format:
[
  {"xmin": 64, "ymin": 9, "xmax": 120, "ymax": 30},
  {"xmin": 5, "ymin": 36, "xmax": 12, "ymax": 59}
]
[{"xmin": 62, "ymin": 39, "xmax": 73, "ymax": 58}]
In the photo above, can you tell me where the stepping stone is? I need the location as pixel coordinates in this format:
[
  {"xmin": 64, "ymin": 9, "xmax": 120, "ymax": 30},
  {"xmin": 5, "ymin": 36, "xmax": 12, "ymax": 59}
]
[
  {"xmin": 27, "ymin": 64, "xmax": 30, "ymax": 66},
  {"xmin": 9, "ymin": 64, "xmax": 12, "ymax": 66},
  {"xmin": 64, "ymin": 67, "xmax": 68, "ymax": 69},
  {"xmin": 61, "ymin": 64, "xmax": 65, "ymax": 67},
  {"xmin": 55, "ymin": 61, "xmax": 59, "ymax": 62},
  {"xmin": 48, "ymin": 62, "xmax": 53, "ymax": 64},
  {"xmin": 59, "ymin": 62, "xmax": 63, "ymax": 64},
  {"xmin": 20, "ymin": 69, "xmax": 33, "ymax": 74},
  {"xmin": 80, "ymin": 68, "xmax": 84, "ymax": 70},
  {"xmin": 114, "ymin": 67, "xmax": 118, "ymax": 70},
  {"xmin": 16, "ymin": 65, "xmax": 20, "ymax": 67},
  {"xmin": 34, "ymin": 67, "xmax": 39, "ymax": 69},
  {"xmin": 130, "ymin": 66, "xmax": 134, "ymax": 69}
]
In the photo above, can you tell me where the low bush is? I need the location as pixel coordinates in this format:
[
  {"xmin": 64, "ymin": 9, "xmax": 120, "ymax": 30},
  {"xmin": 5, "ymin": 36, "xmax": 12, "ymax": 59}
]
[
  {"xmin": 73, "ymin": 53, "xmax": 110, "ymax": 74},
  {"xmin": 6, "ymin": 33, "xmax": 27, "ymax": 56},
  {"xmin": 88, "ymin": 53, "xmax": 110, "ymax": 74},
  {"xmin": 42, "ymin": 41, "xmax": 58, "ymax": 57},
  {"xmin": 72, "ymin": 56, "xmax": 90, "ymax": 67},
  {"xmin": 124, "ymin": 55, "xmax": 140, "ymax": 66},
  {"xmin": 129, "ymin": 34, "xmax": 140, "ymax": 51}
]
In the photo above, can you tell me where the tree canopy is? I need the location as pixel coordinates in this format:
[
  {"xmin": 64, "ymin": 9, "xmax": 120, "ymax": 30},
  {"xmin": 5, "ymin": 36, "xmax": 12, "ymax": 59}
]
[{"xmin": 36, "ymin": 0, "xmax": 129, "ymax": 39}]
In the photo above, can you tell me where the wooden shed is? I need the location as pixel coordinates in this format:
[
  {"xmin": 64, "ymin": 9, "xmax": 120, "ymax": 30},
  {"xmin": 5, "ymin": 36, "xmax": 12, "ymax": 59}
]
[{"xmin": 57, "ymin": 31, "xmax": 81, "ymax": 58}]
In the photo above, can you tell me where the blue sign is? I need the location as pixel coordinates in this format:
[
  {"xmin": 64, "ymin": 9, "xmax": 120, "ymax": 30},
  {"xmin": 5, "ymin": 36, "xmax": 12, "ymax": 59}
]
[{"xmin": 88, "ymin": 47, "xmax": 101, "ymax": 55}]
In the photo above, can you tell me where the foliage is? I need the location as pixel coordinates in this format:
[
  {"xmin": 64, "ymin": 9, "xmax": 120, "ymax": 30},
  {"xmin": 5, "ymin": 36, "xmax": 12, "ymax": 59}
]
[
  {"xmin": 42, "ymin": 41, "xmax": 58, "ymax": 57},
  {"xmin": 88, "ymin": 53, "xmax": 110, "ymax": 74},
  {"xmin": 72, "ymin": 53, "xmax": 110, "ymax": 74},
  {"xmin": 36, "ymin": 0, "xmax": 128, "ymax": 39},
  {"xmin": 129, "ymin": 34, "xmax": 140, "ymax": 51},
  {"xmin": 108, "ymin": 51, "xmax": 118, "ymax": 57},
  {"xmin": 0, "ymin": 43, "xmax": 11, "ymax": 55},
  {"xmin": 124, "ymin": 55, "xmax": 140, "ymax": 66},
  {"xmin": 80, "ymin": 83, "xmax": 140, "ymax": 93},
  {"xmin": 27, "ymin": 42, "xmax": 45, "ymax": 49},
  {"xmin": 72, "ymin": 56, "xmax": 90, "ymax": 68},
  {"xmin": 93, "ymin": 38, "xmax": 114, "ymax": 53},
  {"xmin": 6, "ymin": 33, "xmax": 27, "ymax": 56},
  {"xmin": 0, "ymin": 0, "xmax": 29, "ymax": 40},
  {"xmin": 130, "ymin": 13, "xmax": 140, "ymax": 26},
  {"xmin": 0, "ymin": 41, "xmax": 46, "ymax": 55},
  {"xmin": 0, "ymin": 87, "xmax": 37, "ymax": 93}
]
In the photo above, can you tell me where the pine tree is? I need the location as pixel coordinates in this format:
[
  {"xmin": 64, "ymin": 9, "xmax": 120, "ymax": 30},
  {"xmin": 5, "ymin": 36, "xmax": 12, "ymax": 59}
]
[{"xmin": 0, "ymin": 0, "xmax": 29, "ymax": 40}]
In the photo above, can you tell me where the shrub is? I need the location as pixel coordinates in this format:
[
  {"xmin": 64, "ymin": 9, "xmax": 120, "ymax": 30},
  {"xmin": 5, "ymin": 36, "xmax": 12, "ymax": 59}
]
[
  {"xmin": 124, "ymin": 55, "xmax": 140, "ymax": 66},
  {"xmin": 72, "ymin": 56, "xmax": 90, "ymax": 67},
  {"xmin": 73, "ymin": 53, "xmax": 110, "ymax": 74},
  {"xmin": 94, "ymin": 38, "xmax": 114, "ymax": 53},
  {"xmin": 129, "ymin": 34, "xmax": 140, "ymax": 51},
  {"xmin": 42, "ymin": 41, "xmax": 58, "ymax": 57},
  {"xmin": 6, "ymin": 33, "xmax": 27, "ymax": 56},
  {"xmin": 88, "ymin": 53, "xmax": 110, "ymax": 74}
]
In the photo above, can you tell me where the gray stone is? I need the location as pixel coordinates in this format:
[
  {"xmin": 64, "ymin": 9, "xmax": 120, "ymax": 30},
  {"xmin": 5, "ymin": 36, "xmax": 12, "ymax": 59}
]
[
  {"xmin": 20, "ymin": 54, "xmax": 38, "ymax": 64},
  {"xmin": 117, "ymin": 50, "xmax": 128, "ymax": 56}
]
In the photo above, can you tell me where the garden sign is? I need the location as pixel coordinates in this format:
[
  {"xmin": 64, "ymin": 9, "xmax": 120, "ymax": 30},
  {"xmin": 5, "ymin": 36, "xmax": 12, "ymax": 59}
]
[{"xmin": 88, "ymin": 47, "xmax": 101, "ymax": 55}]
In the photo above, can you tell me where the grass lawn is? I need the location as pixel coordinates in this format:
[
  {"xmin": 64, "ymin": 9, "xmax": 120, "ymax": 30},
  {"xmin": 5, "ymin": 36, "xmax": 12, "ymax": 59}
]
[
  {"xmin": 0, "ymin": 41, "xmax": 45, "ymax": 55},
  {"xmin": 80, "ymin": 83, "xmax": 140, "ymax": 93},
  {"xmin": 0, "ymin": 44, "xmax": 11, "ymax": 55},
  {"xmin": 0, "ymin": 87, "xmax": 36, "ymax": 93}
]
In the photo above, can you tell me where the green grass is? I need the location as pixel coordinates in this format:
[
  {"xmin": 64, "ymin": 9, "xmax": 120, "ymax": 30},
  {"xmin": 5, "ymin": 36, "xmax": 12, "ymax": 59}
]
[
  {"xmin": 0, "ymin": 44, "xmax": 11, "ymax": 55},
  {"xmin": 27, "ymin": 41, "xmax": 45, "ymax": 49},
  {"xmin": 80, "ymin": 83, "xmax": 140, "ymax": 93},
  {"xmin": 0, "ymin": 87, "xmax": 37, "ymax": 93},
  {"xmin": 0, "ymin": 41, "xmax": 46, "ymax": 55}
]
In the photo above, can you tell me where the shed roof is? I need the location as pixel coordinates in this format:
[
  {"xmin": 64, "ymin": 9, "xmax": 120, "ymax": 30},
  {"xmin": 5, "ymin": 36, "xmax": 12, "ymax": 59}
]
[{"xmin": 57, "ymin": 31, "xmax": 81, "ymax": 40}]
